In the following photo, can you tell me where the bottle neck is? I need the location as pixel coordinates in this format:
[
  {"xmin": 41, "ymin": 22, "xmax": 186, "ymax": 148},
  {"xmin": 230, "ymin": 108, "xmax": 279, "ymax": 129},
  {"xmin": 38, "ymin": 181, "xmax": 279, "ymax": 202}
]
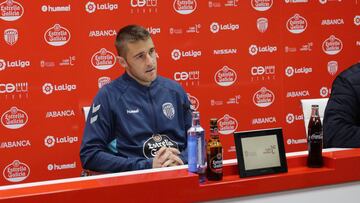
[
  {"xmin": 210, "ymin": 127, "xmax": 219, "ymax": 139},
  {"xmin": 192, "ymin": 118, "xmax": 200, "ymax": 126},
  {"xmin": 311, "ymin": 107, "xmax": 320, "ymax": 117}
]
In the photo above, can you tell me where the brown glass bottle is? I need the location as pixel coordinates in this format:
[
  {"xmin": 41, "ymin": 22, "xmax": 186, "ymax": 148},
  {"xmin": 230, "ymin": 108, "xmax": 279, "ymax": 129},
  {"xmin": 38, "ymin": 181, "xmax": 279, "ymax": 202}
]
[
  {"xmin": 307, "ymin": 105, "xmax": 323, "ymax": 168},
  {"xmin": 206, "ymin": 118, "xmax": 223, "ymax": 181}
]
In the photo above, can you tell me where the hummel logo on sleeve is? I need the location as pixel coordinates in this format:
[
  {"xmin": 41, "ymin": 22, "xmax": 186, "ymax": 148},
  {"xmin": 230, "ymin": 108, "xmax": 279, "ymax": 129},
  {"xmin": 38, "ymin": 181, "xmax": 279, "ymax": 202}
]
[
  {"xmin": 90, "ymin": 104, "xmax": 101, "ymax": 124},
  {"xmin": 92, "ymin": 103, "xmax": 101, "ymax": 113}
]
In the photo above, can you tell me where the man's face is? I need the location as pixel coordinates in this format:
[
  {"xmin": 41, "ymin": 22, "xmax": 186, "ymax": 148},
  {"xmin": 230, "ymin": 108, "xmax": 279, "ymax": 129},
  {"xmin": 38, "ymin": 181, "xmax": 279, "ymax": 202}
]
[{"xmin": 121, "ymin": 38, "xmax": 157, "ymax": 86}]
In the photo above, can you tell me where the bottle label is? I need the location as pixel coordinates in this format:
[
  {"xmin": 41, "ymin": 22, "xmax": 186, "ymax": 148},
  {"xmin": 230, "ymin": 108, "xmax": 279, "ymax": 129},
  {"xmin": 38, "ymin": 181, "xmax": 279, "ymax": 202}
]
[
  {"xmin": 210, "ymin": 152, "xmax": 223, "ymax": 173},
  {"xmin": 197, "ymin": 136, "xmax": 206, "ymax": 166},
  {"xmin": 188, "ymin": 135, "xmax": 198, "ymax": 172},
  {"xmin": 188, "ymin": 130, "xmax": 206, "ymax": 173},
  {"xmin": 309, "ymin": 132, "xmax": 323, "ymax": 143}
]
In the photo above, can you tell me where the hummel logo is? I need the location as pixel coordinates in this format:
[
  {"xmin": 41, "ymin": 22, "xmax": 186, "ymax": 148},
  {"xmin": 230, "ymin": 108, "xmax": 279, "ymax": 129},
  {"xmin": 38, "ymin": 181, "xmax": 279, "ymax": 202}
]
[
  {"xmin": 92, "ymin": 104, "xmax": 101, "ymax": 113},
  {"xmin": 90, "ymin": 103, "xmax": 101, "ymax": 124},
  {"xmin": 127, "ymin": 108, "xmax": 139, "ymax": 114}
]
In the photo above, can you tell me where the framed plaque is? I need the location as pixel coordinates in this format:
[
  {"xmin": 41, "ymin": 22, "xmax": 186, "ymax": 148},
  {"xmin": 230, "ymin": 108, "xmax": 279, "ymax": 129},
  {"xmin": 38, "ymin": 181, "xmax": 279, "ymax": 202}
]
[{"xmin": 233, "ymin": 128, "xmax": 287, "ymax": 178}]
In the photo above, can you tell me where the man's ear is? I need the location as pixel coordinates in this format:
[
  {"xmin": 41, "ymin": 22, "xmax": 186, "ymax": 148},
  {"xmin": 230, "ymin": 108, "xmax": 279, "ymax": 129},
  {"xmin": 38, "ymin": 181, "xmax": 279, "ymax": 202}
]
[{"xmin": 117, "ymin": 56, "xmax": 127, "ymax": 68}]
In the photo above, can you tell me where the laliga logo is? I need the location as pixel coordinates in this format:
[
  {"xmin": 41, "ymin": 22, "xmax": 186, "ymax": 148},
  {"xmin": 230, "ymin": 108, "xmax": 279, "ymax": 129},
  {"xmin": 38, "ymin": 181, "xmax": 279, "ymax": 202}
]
[
  {"xmin": 286, "ymin": 113, "xmax": 303, "ymax": 124},
  {"xmin": 0, "ymin": 59, "xmax": 30, "ymax": 71},
  {"xmin": 249, "ymin": 44, "xmax": 277, "ymax": 55},
  {"xmin": 91, "ymin": 48, "xmax": 116, "ymax": 70},
  {"xmin": 253, "ymin": 87, "xmax": 275, "ymax": 107},
  {"xmin": 85, "ymin": 1, "xmax": 118, "ymax": 13},
  {"xmin": 3, "ymin": 160, "xmax": 30, "ymax": 183},
  {"xmin": 173, "ymin": 0, "xmax": 197, "ymax": 15},
  {"xmin": 218, "ymin": 114, "xmax": 238, "ymax": 135},
  {"xmin": 171, "ymin": 49, "xmax": 181, "ymax": 60},
  {"xmin": 285, "ymin": 66, "xmax": 312, "ymax": 77},
  {"xmin": 285, "ymin": 66, "xmax": 295, "ymax": 77},
  {"xmin": 210, "ymin": 22, "xmax": 239, "ymax": 33},
  {"xmin": 44, "ymin": 24, "xmax": 71, "ymax": 46},
  {"xmin": 354, "ymin": 15, "xmax": 360, "ymax": 26},
  {"xmin": 0, "ymin": 59, "xmax": 5, "ymax": 71},
  {"xmin": 249, "ymin": 45, "xmax": 258, "ymax": 56},
  {"xmin": 187, "ymin": 93, "xmax": 199, "ymax": 110},
  {"xmin": 210, "ymin": 22, "xmax": 220, "ymax": 33},
  {"xmin": 322, "ymin": 35, "xmax": 343, "ymax": 55},
  {"xmin": 286, "ymin": 13, "xmax": 307, "ymax": 34},
  {"xmin": 42, "ymin": 83, "xmax": 76, "ymax": 95},
  {"xmin": 286, "ymin": 113, "xmax": 295, "ymax": 124},
  {"xmin": 44, "ymin": 135, "xmax": 78, "ymax": 148},
  {"xmin": 85, "ymin": 2, "xmax": 96, "ymax": 13},
  {"xmin": 44, "ymin": 135, "xmax": 56, "ymax": 147},
  {"xmin": 1, "ymin": 106, "xmax": 28, "ymax": 129},
  {"xmin": 42, "ymin": 83, "xmax": 54, "ymax": 95},
  {"xmin": 171, "ymin": 49, "xmax": 201, "ymax": 60},
  {"xmin": 214, "ymin": 66, "xmax": 237, "ymax": 87},
  {"xmin": 147, "ymin": 27, "xmax": 161, "ymax": 35},
  {"xmin": 0, "ymin": 0, "xmax": 24, "ymax": 21},
  {"xmin": 320, "ymin": 87, "xmax": 330, "ymax": 97},
  {"xmin": 251, "ymin": 0, "xmax": 273, "ymax": 11}
]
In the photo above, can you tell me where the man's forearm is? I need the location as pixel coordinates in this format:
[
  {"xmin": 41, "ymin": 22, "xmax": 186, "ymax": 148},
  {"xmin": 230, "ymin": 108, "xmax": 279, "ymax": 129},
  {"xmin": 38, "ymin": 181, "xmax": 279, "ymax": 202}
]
[{"xmin": 82, "ymin": 151, "xmax": 152, "ymax": 173}]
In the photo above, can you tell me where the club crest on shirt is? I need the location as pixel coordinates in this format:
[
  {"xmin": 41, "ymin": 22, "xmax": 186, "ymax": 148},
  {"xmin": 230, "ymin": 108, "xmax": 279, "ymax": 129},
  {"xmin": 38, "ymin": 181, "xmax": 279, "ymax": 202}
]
[
  {"xmin": 143, "ymin": 134, "xmax": 179, "ymax": 159},
  {"xmin": 162, "ymin": 102, "xmax": 175, "ymax": 120}
]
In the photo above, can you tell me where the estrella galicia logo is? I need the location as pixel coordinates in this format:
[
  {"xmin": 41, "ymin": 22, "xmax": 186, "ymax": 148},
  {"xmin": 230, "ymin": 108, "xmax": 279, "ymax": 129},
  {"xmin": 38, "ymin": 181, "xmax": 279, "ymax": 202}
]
[
  {"xmin": 162, "ymin": 102, "xmax": 175, "ymax": 120},
  {"xmin": 143, "ymin": 134, "xmax": 179, "ymax": 159}
]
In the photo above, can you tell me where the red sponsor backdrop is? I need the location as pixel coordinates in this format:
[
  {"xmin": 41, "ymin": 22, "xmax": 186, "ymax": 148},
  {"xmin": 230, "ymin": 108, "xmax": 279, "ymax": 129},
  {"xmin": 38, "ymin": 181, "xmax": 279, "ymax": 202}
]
[{"xmin": 0, "ymin": 0, "xmax": 359, "ymax": 185}]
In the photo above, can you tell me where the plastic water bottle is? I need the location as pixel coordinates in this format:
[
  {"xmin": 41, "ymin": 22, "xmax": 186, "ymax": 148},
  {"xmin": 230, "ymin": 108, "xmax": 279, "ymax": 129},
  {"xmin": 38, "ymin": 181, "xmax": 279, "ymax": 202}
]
[{"xmin": 188, "ymin": 111, "xmax": 206, "ymax": 183}]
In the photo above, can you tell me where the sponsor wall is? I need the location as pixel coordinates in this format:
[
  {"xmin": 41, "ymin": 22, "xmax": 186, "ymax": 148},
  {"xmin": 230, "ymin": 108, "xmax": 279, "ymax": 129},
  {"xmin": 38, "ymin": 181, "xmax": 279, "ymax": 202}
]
[{"xmin": 0, "ymin": 0, "xmax": 359, "ymax": 185}]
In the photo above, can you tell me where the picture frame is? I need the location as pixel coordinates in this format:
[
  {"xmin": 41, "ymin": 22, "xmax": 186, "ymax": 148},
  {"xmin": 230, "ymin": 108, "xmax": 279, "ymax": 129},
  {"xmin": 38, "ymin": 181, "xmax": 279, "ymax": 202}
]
[{"xmin": 233, "ymin": 128, "xmax": 288, "ymax": 178}]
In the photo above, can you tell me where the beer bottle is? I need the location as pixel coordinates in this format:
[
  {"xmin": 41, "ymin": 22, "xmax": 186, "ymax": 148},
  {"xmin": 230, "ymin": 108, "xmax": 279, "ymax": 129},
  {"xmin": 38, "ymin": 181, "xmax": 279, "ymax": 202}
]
[
  {"xmin": 206, "ymin": 118, "xmax": 223, "ymax": 181},
  {"xmin": 187, "ymin": 111, "xmax": 206, "ymax": 183},
  {"xmin": 307, "ymin": 105, "xmax": 323, "ymax": 167}
]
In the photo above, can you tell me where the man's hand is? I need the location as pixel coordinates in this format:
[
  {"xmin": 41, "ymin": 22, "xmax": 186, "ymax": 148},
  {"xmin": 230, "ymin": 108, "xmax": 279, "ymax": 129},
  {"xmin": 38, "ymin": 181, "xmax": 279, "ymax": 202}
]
[{"xmin": 152, "ymin": 147, "xmax": 184, "ymax": 168}]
